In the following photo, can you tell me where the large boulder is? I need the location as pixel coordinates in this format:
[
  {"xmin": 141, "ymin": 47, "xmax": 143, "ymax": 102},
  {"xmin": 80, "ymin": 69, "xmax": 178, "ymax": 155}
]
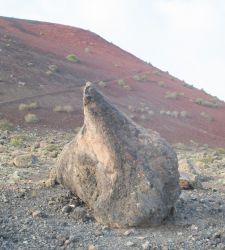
[{"xmin": 56, "ymin": 82, "xmax": 180, "ymax": 228}]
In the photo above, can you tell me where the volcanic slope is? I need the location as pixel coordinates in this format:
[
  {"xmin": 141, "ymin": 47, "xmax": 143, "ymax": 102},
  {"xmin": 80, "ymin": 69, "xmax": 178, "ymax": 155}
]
[{"xmin": 0, "ymin": 16, "xmax": 224, "ymax": 146}]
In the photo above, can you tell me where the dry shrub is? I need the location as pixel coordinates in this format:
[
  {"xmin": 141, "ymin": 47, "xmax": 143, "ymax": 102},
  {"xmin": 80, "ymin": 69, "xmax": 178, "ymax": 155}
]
[
  {"xmin": 98, "ymin": 81, "xmax": 106, "ymax": 87},
  {"xmin": 158, "ymin": 81, "xmax": 167, "ymax": 88},
  {"xmin": 19, "ymin": 102, "xmax": 38, "ymax": 111},
  {"xmin": 0, "ymin": 119, "xmax": 14, "ymax": 130},
  {"xmin": 194, "ymin": 98, "xmax": 222, "ymax": 108},
  {"xmin": 165, "ymin": 92, "xmax": 183, "ymax": 99},
  {"xmin": 66, "ymin": 54, "xmax": 79, "ymax": 62},
  {"xmin": 180, "ymin": 111, "xmax": 190, "ymax": 118},
  {"xmin": 53, "ymin": 105, "xmax": 74, "ymax": 113},
  {"xmin": 25, "ymin": 113, "xmax": 39, "ymax": 123},
  {"xmin": 200, "ymin": 112, "xmax": 213, "ymax": 121}
]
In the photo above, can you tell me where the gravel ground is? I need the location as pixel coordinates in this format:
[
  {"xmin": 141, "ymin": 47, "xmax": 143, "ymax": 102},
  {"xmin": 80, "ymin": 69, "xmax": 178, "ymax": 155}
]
[{"xmin": 1, "ymin": 129, "xmax": 225, "ymax": 250}]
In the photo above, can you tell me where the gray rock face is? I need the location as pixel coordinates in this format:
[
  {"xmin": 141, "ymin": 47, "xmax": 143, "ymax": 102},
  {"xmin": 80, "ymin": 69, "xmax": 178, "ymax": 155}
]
[{"xmin": 56, "ymin": 82, "xmax": 180, "ymax": 228}]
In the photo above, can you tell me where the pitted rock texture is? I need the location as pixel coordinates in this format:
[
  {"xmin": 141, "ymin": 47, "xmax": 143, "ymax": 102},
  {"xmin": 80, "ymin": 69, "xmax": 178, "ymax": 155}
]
[{"xmin": 56, "ymin": 82, "xmax": 180, "ymax": 228}]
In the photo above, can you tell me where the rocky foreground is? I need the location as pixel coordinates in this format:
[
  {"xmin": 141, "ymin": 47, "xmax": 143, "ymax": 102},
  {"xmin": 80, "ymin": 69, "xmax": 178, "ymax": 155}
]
[{"xmin": 1, "ymin": 128, "xmax": 225, "ymax": 249}]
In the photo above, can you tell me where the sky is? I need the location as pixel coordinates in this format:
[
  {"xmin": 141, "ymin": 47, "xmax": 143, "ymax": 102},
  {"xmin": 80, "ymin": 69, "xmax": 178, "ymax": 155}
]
[{"xmin": 1, "ymin": 0, "xmax": 225, "ymax": 101}]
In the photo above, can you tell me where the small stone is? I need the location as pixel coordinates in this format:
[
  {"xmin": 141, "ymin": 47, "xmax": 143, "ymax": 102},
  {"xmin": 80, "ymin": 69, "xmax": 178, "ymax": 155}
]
[
  {"xmin": 88, "ymin": 245, "xmax": 97, "ymax": 250},
  {"xmin": 50, "ymin": 151, "xmax": 58, "ymax": 158},
  {"xmin": 190, "ymin": 224, "xmax": 198, "ymax": 230},
  {"xmin": 62, "ymin": 204, "xmax": 75, "ymax": 213},
  {"xmin": 2, "ymin": 194, "xmax": 8, "ymax": 203},
  {"xmin": 123, "ymin": 229, "xmax": 134, "ymax": 236},
  {"xmin": 95, "ymin": 230, "xmax": 102, "ymax": 237},
  {"xmin": 64, "ymin": 239, "xmax": 70, "ymax": 246},
  {"xmin": 32, "ymin": 210, "xmax": 46, "ymax": 218},
  {"xmin": 179, "ymin": 179, "xmax": 193, "ymax": 190},
  {"xmin": 17, "ymin": 188, "xmax": 26, "ymax": 198},
  {"xmin": 178, "ymin": 159, "xmax": 202, "ymax": 189},
  {"xmin": 216, "ymin": 243, "xmax": 225, "ymax": 249},
  {"xmin": 142, "ymin": 241, "xmax": 150, "ymax": 250},
  {"xmin": 48, "ymin": 200, "xmax": 55, "ymax": 205},
  {"xmin": 126, "ymin": 241, "xmax": 135, "ymax": 247},
  {"xmin": 31, "ymin": 191, "xmax": 37, "ymax": 197},
  {"xmin": 8, "ymin": 171, "xmax": 21, "ymax": 183},
  {"xmin": 101, "ymin": 225, "xmax": 110, "ymax": 231},
  {"xmin": 18, "ymin": 81, "xmax": 26, "ymax": 86},
  {"xmin": 136, "ymin": 236, "xmax": 146, "ymax": 240},
  {"xmin": 0, "ymin": 145, "xmax": 5, "ymax": 153},
  {"xmin": 72, "ymin": 207, "xmax": 87, "ymax": 221},
  {"xmin": 31, "ymin": 142, "xmax": 40, "ymax": 151}
]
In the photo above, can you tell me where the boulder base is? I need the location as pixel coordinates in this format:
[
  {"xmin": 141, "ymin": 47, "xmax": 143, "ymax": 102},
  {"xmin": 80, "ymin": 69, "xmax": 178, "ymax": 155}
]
[{"xmin": 56, "ymin": 82, "xmax": 180, "ymax": 228}]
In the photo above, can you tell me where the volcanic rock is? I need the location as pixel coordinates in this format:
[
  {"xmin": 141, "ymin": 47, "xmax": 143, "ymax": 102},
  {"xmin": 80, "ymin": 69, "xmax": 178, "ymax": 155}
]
[
  {"xmin": 56, "ymin": 82, "xmax": 180, "ymax": 228},
  {"xmin": 178, "ymin": 159, "xmax": 202, "ymax": 189},
  {"xmin": 12, "ymin": 154, "xmax": 37, "ymax": 168}
]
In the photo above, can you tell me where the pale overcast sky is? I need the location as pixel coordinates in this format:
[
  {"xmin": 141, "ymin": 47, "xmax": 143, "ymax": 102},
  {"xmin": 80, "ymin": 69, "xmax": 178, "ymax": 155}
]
[{"xmin": 1, "ymin": 0, "xmax": 225, "ymax": 101}]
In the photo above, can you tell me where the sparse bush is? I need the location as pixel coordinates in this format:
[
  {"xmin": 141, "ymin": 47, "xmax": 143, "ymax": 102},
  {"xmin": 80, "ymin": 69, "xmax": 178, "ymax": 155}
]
[
  {"xmin": 128, "ymin": 105, "xmax": 135, "ymax": 112},
  {"xmin": 133, "ymin": 74, "xmax": 148, "ymax": 81},
  {"xmin": 160, "ymin": 110, "xmax": 181, "ymax": 118},
  {"xmin": 63, "ymin": 105, "xmax": 74, "ymax": 113},
  {"xmin": 199, "ymin": 155, "xmax": 214, "ymax": 164},
  {"xmin": 133, "ymin": 75, "xmax": 141, "ymax": 81},
  {"xmin": 141, "ymin": 74, "xmax": 148, "ymax": 81},
  {"xmin": 74, "ymin": 127, "xmax": 81, "ymax": 134},
  {"xmin": 45, "ymin": 70, "xmax": 53, "ymax": 76},
  {"xmin": 117, "ymin": 79, "xmax": 126, "ymax": 86},
  {"xmin": 166, "ymin": 111, "xmax": 172, "ymax": 116},
  {"xmin": 160, "ymin": 110, "xmax": 166, "ymax": 115},
  {"xmin": 66, "ymin": 54, "xmax": 79, "ymax": 62},
  {"xmin": 98, "ymin": 81, "xmax": 106, "ymax": 87},
  {"xmin": 0, "ymin": 119, "xmax": 14, "ymax": 131},
  {"xmin": 53, "ymin": 105, "xmax": 74, "ymax": 113},
  {"xmin": 171, "ymin": 111, "xmax": 179, "ymax": 118},
  {"xmin": 140, "ymin": 114, "xmax": 146, "ymax": 120},
  {"xmin": 48, "ymin": 64, "xmax": 58, "ymax": 72},
  {"xmin": 123, "ymin": 85, "xmax": 131, "ymax": 90},
  {"xmin": 10, "ymin": 136, "xmax": 25, "ymax": 147},
  {"xmin": 200, "ymin": 112, "xmax": 213, "ymax": 121},
  {"xmin": 24, "ymin": 113, "xmax": 39, "ymax": 123},
  {"xmin": 180, "ymin": 111, "xmax": 190, "ymax": 118},
  {"xmin": 148, "ymin": 110, "xmax": 155, "ymax": 116},
  {"xmin": 152, "ymin": 69, "xmax": 161, "ymax": 75},
  {"xmin": 53, "ymin": 105, "xmax": 63, "ymax": 112},
  {"xmin": 165, "ymin": 92, "xmax": 179, "ymax": 99},
  {"xmin": 138, "ymin": 107, "xmax": 145, "ymax": 112},
  {"xmin": 194, "ymin": 98, "xmax": 222, "ymax": 108},
  {"xmin": 158, "ymin": 81, "xmax": 167, "ymax": 88},
  {"xmin": 146, "ymin": 61, "xmax": 152, "ymax": 66},
  {"xmin": 182, "ymin": 81, "xmax": 194, "ymax": 89},
  {"xmin": 216, "ymin": 148, "xmax": 225, "ymax": 154},
  {"xmin": 117, "ymin": 79, "xmax": 130, "ymax": 90},
  {"xmin": 19, "ymin": 102, "xmax": 38, "ymax": 111},
  {"xmin": 45, "ymin": 144, "xmax": 59, "ymax": 152},
  {"xmin": 84, "ymin": 47, "xmax": 91, "ymax": 53}
]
